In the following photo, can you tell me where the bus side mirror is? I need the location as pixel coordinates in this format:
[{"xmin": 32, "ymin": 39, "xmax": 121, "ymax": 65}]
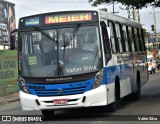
[
  {"xmin": 10, "ymin": 29, "xmax": 18, "ymax": 50},
  {"xmin": 10, "ymin": 35, "xmax": 16, "ymax": 50}
]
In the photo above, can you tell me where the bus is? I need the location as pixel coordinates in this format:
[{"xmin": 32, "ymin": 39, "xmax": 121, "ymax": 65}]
[{"xmin": 10, "ymin": 9, "xmax": 148, "ymax": 117}]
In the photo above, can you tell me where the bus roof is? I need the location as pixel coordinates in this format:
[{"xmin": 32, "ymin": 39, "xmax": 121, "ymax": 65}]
[
  {"xmin": 19, "ymin": 9, "xmax": 98, "ymax": 19},
  {"xmin": 98, "ymin": 9, "xmax": 142, "ymax": 28},
  {"xmin": 19, "ymin": 8, "xmax": 142, "ymax": 29}
]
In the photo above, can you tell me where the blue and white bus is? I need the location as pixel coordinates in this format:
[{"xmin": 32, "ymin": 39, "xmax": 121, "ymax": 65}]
[{"xmin": 10, "ymin": 9, "xmax": 148, "ymax": 117}]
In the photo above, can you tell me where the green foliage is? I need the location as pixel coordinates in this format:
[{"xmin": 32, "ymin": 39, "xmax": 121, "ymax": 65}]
[{"xmin": 88, "ymin": 0, "xmax": 160, "ymax": 9}]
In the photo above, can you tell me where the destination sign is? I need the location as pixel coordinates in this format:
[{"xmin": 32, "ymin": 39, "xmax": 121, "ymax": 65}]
[
  {"xmin": 45, "ymin": 13, "xmax": 92, "ymax": 24},
  {"xmin": 25, "ymin": 17, "xmax": 39, "ymax": 26}
]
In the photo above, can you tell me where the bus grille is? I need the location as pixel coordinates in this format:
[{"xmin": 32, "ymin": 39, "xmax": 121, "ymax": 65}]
[{"xmin": 29, "ymin": 86, "xmax": 87, "ymax": 97}]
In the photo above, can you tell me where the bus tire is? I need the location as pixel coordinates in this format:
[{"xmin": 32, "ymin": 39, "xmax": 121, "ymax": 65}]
[
  {"xmin": 41, "ymin": 110, "xmax": 55, "ymax": 118},
  {"xmin": 108, "ymin": 78, "xmax": 120, "ymax": 112},
  {"xmin": 134, "ymin": 72, "xmax": 141, "ymax": 100}
]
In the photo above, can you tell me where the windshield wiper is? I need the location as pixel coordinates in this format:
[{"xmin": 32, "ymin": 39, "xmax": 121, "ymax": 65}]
[
  {"xmin": 92, "ymin": 48, "xmax": 99, "ymax": 67},
  {"xmin": 62, "ymin": 24, "xmax": 81, "ymax": 59},
  {"xmin": 34, "ymin": 27, "xmax": 57, "ymax": 43},
  {"xmin": 64, "ymin": 24, "xmax": 81, "ymax": 47}
]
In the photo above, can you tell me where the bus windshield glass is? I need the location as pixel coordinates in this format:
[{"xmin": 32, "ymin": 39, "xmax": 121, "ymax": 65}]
[{"xmin": 19, "ymin": 25, "xmax": 102, "ymax": 77}]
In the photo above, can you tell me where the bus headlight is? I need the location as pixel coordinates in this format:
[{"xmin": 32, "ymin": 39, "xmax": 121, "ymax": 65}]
[
  {"xmin": 19, "ymin": 77, "xmax": 30, "ymax": 94},
  {"xmin": 92, "ymin": 69, "xmax": 103, "ymax": 89}
]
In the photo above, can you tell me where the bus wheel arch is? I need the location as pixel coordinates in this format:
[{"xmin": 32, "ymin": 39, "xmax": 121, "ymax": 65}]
[{"xmin": 108, "ymin": 76, "xmax": 121, "ymax": 112}]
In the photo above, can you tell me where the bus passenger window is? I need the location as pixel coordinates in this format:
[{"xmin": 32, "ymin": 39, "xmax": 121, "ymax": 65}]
[
  {"xmin": 115, "ymin": 23, "xmax": 123, "ymax": 53},
  {"xmin": 122, "ymin": 25, "xmax": 129, "ymax": 52},
  {"xmin": 136, "ymin": 28, "xmax": 143, "ymax": 51},
  {"xmin": 134, "ymin": 28, "xmax": 140, "ymax": 51},
  {"xmin": 141, "ymin": 29, "xmax": 146, "ymax": 51},
  {"xmin": 108, "ymin": 21, "xmax": 118, "ymax": 53},
  {"xmin": 138, "ymin": 29, "xmax": 144, "ymax": 51},
  {"xmin": 131, "ymin": 27, "xmax": 137, "ymax": 51},
  {"xmin": 126, "ymin": 26, "xmax": 132, "ymax": 52},
  {"xmin": 128, "ymin": 27, "xmax": 135, "ymax": 52}
]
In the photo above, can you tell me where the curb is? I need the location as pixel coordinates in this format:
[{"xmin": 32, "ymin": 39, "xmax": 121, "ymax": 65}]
[
  {"xmin": 7, "ymin": 98, "xmax": 20, "ymax": 103},
  {"xmin": 0, "ymin": 93, "xmax": 20, "ymax": 105}
]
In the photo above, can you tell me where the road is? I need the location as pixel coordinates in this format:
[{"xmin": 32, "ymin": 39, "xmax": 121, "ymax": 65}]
[{"xmin": 0, "ymin": 72, "xmax": 160, "ymax": 123}]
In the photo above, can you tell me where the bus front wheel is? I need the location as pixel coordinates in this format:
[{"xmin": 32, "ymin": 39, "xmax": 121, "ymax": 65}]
[
  {"xmin": 108, "ymin": 81, "xmax": 120, "ymax": 112},
  {"xmin": 134, "ymin": 73, "xmax": 141, "ymax": 100}
]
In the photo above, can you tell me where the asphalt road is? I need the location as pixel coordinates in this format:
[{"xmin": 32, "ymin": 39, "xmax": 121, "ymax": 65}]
[{"xmin": 0, "ymin": 72, "xmax": 160, "ymax": 123}]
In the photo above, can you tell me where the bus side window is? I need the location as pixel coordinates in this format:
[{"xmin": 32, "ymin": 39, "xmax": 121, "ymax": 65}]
[
  {"xmin": 101, "ymin": 21, "xmax": 111, "ymax": 64},
  {"xmin": 138, "ymin": 29, "xmax": 145, "ymax": 51},
  {"xmin": 132, "ymin": 27, "xmax": 137, "ymax": 51},
  {"xmin": 141, "ymin": 29, "xmax": 146, "ymax": 51},
  {"xmin": 128, "ymin": 27, "xmax": 135, "ymax": 52},
  {"xmin": 100, "ymin": 21, "xmax": 111, "ymax": 63},
  {"xmin": 115, "ymin": 23, "xmax": 123, "ymax": 53},
  {"xmin": 119, "ymin": 24, "xmax": 126, "ymax": 52},
  {"xmin": 137, "ymin": 28, "xmax": 143, "ymax": 51},
  {"xmin": 122, "ymin": 25, "xmax": 129, "ymax": 52},
  {"xmin": 134, "ymin": 28, "xmax": 140, "ymax": 51},
  {"xmin": 108, "ymin": 21, "xmax": 119, "ymax": 53},
  {"xmin": 126, "ymin": 26, "xmax": 132, "ymax": 52}
]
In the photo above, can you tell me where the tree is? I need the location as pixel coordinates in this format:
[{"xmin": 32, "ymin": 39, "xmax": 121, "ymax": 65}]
[{"xmin": 88, "ymin": 0, "xmax": 160, "ymax": 9}]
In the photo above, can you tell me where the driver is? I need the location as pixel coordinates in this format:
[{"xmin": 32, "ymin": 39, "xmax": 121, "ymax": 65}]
[{"xmin": 82, "ymin": 33, "xmax": 98, "ymax": 52}]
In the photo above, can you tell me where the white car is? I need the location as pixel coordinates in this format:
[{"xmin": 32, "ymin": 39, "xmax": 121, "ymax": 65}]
[
  {"xmin": 148, "ymin": 59, "xmax": 157, "ymax": 74},
  {"xmin": 152, "ymin": 60, "xmax": 158, "ymax": 69},
  {"xmin": 148, "ymin": 65, "xmax": 155, "ymax": 74}
]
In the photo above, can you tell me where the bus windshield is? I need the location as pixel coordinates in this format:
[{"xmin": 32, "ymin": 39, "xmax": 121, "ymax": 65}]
[{"xmin": 19, "ymin": 25, "xmax": 103, "ymax": 77}]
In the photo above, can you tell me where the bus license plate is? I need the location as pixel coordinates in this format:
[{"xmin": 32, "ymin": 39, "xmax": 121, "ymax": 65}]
[{"xmin": 53, "ymin": 99, "xmax": 68, "ymax": 104}]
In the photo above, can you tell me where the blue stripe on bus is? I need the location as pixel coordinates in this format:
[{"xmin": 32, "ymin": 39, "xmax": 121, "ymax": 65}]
[{"xmin": 103, "ymin": 64, "xmax": 135, "ymax": 92}]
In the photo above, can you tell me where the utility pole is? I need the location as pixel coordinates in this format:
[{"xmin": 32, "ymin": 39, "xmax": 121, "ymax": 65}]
[
  {"xmin": 127, "ymin": 6, "xmax": 140, "ymax": 22},
  {"xmin": 150, "ymin": 7, "xmax": 159, "ymax": 35},
  {"xmin": 112, "ymin": 2, "xmax": 119, "ymax": 14},
  {"xmin": 149, "ymin": 7, "xmax": 159, "ymax": 48}
]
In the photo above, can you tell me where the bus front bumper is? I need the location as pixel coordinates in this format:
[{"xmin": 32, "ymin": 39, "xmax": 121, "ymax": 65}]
[{"xmin": 19, "ymin": 85, "xmax": 107, "ymax": 111}]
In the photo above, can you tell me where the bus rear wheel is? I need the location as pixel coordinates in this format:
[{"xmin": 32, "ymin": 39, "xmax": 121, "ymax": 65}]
[
  {"xmin": 134, "ymin": 73, "xmax": 141, "ymax": 100},
  {"xmin": 41, "ymin": 110, "xmax": 55, "ymax": 118}
]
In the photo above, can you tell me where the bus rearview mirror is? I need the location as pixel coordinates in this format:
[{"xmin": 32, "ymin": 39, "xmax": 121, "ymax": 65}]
[
  {"xmin": 10, "ymin": 35, "xmax": 16, "ymax": 50},
  {"xmin": 10, "ymin": 29, "xmax": 18, "ymax": 50}
]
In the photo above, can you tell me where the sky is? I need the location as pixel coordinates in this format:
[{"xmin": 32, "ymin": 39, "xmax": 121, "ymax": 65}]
[{"xmin": 6, "ymin": 0, "xmax": 160, "ymax": 33}]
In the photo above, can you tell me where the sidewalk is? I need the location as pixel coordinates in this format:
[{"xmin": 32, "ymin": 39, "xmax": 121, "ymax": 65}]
[{"xmin": 0, "ymin": 93, "xmax": 19, "ymax": 105}]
